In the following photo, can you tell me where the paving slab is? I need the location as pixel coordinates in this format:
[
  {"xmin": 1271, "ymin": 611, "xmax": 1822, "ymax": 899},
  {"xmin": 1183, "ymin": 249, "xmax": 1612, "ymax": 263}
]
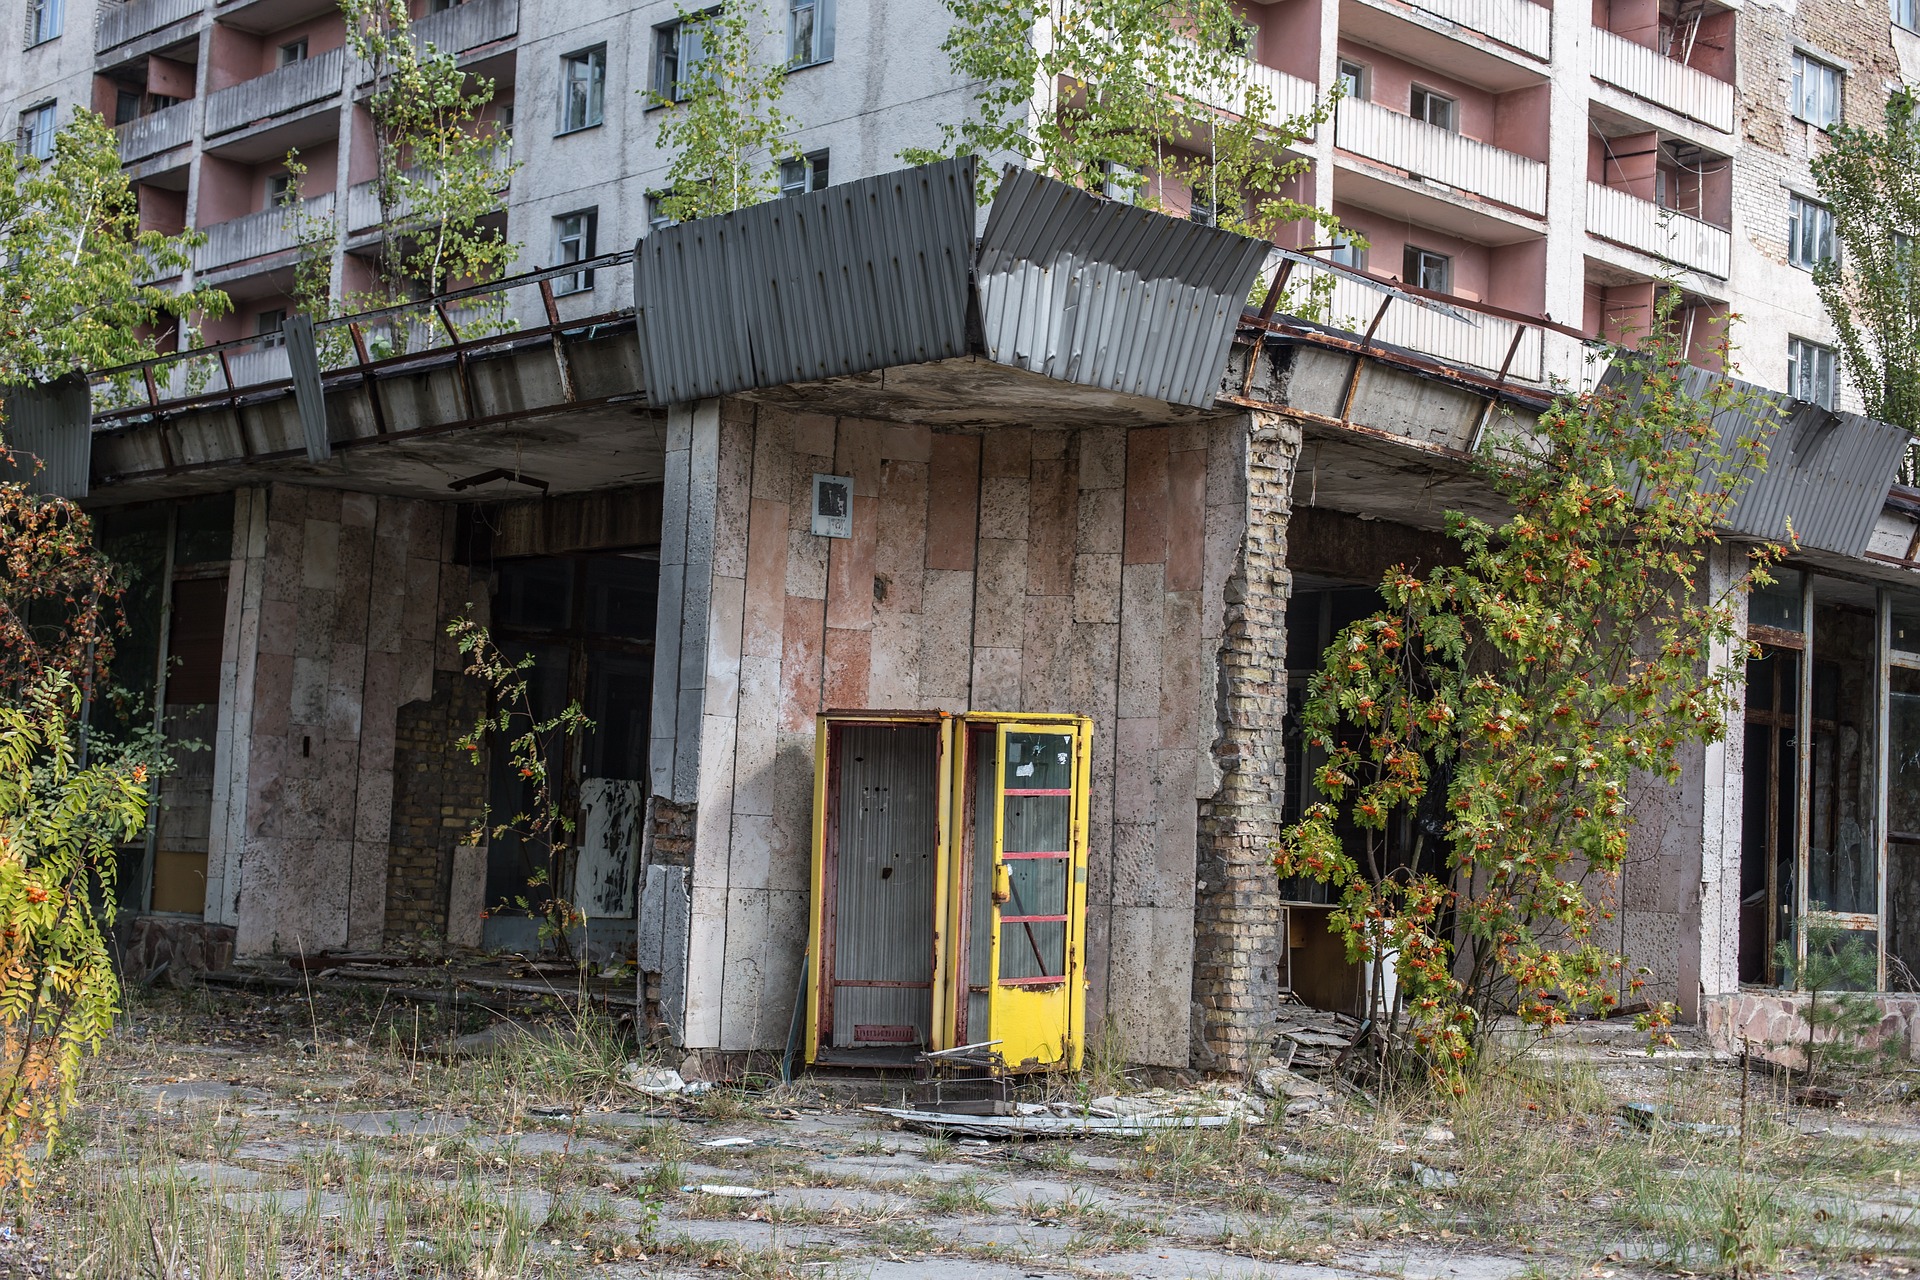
[
  {"xmin": 804, "ymin": 1153, "xmax": 978, "ymax": 1184},
  {"xmin": 467, "ymin": 1130, "xmax": 623, "ymax": 1157},
  {"xmin": 327, "ymin": 1109, "xmax": 472, "ymax": 1137},
  {"xmin": 984, "ymin": 1176, "xmax": 1143, "ymax": 1213},
  {"xmin": 848, "ymin": 1259, "xmax": 1073, "ymax": 1279},
  {"xmin": 655, "ymin": 1219, "xmax": 845, "ymax": 1250},
  {"xmin": 1341, "ymin": 1251, "xmax": 1536, "ymax": 1279},
  {"xmin": 768, "ymin": 1184, "xmax": 917, "ymax": 1216},
  {"xmin": 1080, "ymin": 1248, "xmax": 1371, "ymax": 1279},
  {"xmin": 134, "ymin": 1081, "xmax": 268, "ymax": 1108}
]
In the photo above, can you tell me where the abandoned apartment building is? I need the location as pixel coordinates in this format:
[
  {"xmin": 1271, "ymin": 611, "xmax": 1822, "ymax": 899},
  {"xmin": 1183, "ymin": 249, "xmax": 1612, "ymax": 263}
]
[{"xmin": 14, "ymin": 158, "xmax": 1920, "ymax": 1075}]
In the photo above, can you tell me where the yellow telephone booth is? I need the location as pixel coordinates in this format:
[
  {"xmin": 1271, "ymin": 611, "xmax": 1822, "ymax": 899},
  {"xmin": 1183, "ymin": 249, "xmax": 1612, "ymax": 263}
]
[{"xmin": 805, "ymin": 711, "xmax": 1091, "ymax": 1072}]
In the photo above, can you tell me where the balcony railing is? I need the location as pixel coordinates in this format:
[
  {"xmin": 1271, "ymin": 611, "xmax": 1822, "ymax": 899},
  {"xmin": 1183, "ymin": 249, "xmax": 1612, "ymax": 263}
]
[
  {"xmin": 195, "ymin": 194, "xmax": 333, "ymax": 272},
  {"xmin": 1325, "ymin": 273, "xmax": 1545, "ymax": 381},
  {"xmin": 1334, "ymin": 98, "xmax": 1546, "ymax": 217},
  {"xmin": 96, "ymin": 0, "xmax": 202, "ymax": 54},
  {"xmin": 205, "ymin": 46, "xmax": 346, "ymax": 137},
  {"xmin": 1396, "ymin": 0, "xmax": 1551, "ymax": 60},
  {"xmin": 1589, "ymin": 27, "xmax": 1734, "ymax": 133},
  {"xmin": 1585, "ymin": 182, "xmax": 1731, "ymax": 278},
  {"xmin": 409, "ymin": 0, "xmax": 519, "ymax": 58},
  {"xmin": 115, "ymin": 100, "xmax": 196, "ymax": 163},
  {"xmin": 345, "ymin": 146, "xmax": 513, "ymax": 231},
  {"xmin": 1179, "ymin": 46, "xmax": 1320, "ymax": 128}
]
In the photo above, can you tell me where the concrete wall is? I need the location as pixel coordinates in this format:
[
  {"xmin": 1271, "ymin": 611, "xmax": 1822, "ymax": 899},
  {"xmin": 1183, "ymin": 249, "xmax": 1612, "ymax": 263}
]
[
  {"xmin": 207, "ymin": 484, "xmax": 488, "ymax": 957},
  {"xmin": 656, "ymin": 399, "xmax": 1254, "ymax": 1066}
]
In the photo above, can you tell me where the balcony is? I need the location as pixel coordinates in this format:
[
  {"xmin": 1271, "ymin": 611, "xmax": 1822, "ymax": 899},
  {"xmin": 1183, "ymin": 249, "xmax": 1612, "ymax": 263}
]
[
  {"xmin": 344, "ymin": 146, "xmax": 512, "ymax": 232},
  {"xmin": 1373, "ymin": 0, "xmax": 1551, "ymax": 61},
  {"xmin": 195, "ymin": 193, "xmax": 333, "ymax": 272},
  {"xmin": 204, "ymin": 45, "xmax": 346, "ymax": 137},
  {"xmin": 1334, "ymin": 99, "xmax": 1546, "ymax": 217},
  {"xmin": 97, "ymin": 0, "xmax": 202, "ymax": 54},
  {"xmin": 1325, "ymin": 273, "xmax": 1544, "ymax": 380},
  {"xmin": 1589, "ymin": 28, "xmax": 1734, "ymax": 134},
  {"xmin": 410, "ymin": 0, "xmax": 518, "ymax": 59},
  {"xmin": 1585, "ymin": 182, "xmax": 1731, "ymax": 278},
  {"xmin": 1179, "ymin": 46, "xmax": 1320, "ymax": 129},
  {"xmin": 116, "ymin": 100, "xmax": 196, "ymax": 163}
]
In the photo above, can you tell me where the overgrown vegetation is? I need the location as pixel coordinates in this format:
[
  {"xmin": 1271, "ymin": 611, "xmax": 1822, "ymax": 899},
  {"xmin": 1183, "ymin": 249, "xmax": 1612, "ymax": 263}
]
[
  {"xmin": 1773, "ymin": 920, "xmax": 1903, "ymax": 1090},
  {"xmin": 0, "ymin": 107, "xmax": 227, "ymax": 1194},
  {"xmin": 648, "ymin": 0, "xmax": 801, "ymax": 223},
  {"xmin": 447, "ymin": 616, "xmax": 594, "ymax": 959},
  {"xmin": 1811, "ymin": 86, "xmax": 1919, "ymax": 473},
  {"xmin": 910, "ymin": 0, "xmax": 1351, "ymax": 302},
  {"xmin": 1275, "ymin": 298, "xmax": 1782, "ymax": 1088},
  {"xmin": 283, "ymin": 0, "xmax": 519, "ymax": 349}
]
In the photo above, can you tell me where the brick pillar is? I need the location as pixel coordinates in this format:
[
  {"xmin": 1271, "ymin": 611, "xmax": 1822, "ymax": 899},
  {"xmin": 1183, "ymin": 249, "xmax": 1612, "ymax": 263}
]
[{"xmin": 1192, "ymin": 410, "xmax": 1299, "ymax": 1074}]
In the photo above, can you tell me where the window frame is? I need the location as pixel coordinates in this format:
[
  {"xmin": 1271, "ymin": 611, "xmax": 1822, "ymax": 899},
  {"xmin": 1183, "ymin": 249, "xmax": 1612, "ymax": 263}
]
[
  {"xmin": 1791, "ymin": 51, "xmax": 1843, "ymax": 130},
  {"xmin": 256, "ymin": 308, "xmax": 288, "ymax": 349},
  {"xmin": 1336, "ymin": 58, "xmax": 1370, "ymax": 102},
  {"xmin": 1403, "ymin": 244, "xmax": 1453, "ymax": 293},
  {"xmin": 1330, "ymin": 233, "xmax": 1368, "ymax": 273},
  {"xmin": 16, "ymin": 101, "xmax": 55, "ymax": 161},
  {"xmin": 277, "ymin": 37, "xmax": 309, "ymax": 66},
  {"xmin": 788, "ymin": 0, "xmax": 836, "ymax": 67},
  {"xmin": 1787, "ymin": 193, "xmax": 1836, "ymax": 271},
  {"xmin": 264, "ymin": 172, "xmax": 294, "ymax": 210},
  {"xmin": 1897, "ymin": 0, "xmax": 1919, "ymax": 33},
  {"xmin": 1787, "ymin": 336, "xmax": 1837, "ymax": 409},
  {"xmin": 551, "ymin": 207, "xmax": 599, "ymax": 295},
  {"xmin": 1409, "ymin": 84, "xmax": 1457, "ymax": 132},
  {"xmin": 656, "ymin": 12, "xmax": 719, "ymax": 104},
  {"xmin": 647, "ymin": 194, "xmax": 677, "ymax": 233},
  {"xmin": 557, "ymin": 44, "xmax": 608, "ymax": 134},
  {"xmin": 26, "ymin": 0, "xmax": 63, "ymax": 47},
  {"xmin": 779, "ymin": 149, "xmax": 831, "ymax": 198}
]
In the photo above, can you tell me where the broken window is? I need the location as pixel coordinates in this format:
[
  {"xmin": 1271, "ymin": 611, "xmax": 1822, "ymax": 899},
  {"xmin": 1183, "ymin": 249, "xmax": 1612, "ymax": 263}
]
[{"xmin": 90, "ymin": 494, "xmax": 236, "ymax": 919}]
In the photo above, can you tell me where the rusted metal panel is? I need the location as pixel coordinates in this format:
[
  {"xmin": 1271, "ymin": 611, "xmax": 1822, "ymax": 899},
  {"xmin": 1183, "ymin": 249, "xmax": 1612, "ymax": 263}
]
[
  {"xmin": 284, "ymin": 314, "xmax": 330, "ymax": 463},
  {"xmin": 1600, "ymin": 364, "xmax": 1909, "ymax": 558},
  {"xmin": 975, "ymin": 165, "xmax": 1270, "ymax": 408},
  {"xmin": 634, "ymin": 157, "xmax": 976, "ymax": 406},
  {"xmin": 1, "ymin": 373, "xmax": 93, "ymax": 498},
  {"xmin": 827, "ymin": 723, "xmax": 940, "ymax": 1049},
  {"xmin": 578, "ymin": 778, "xmax": 644, "ymax": 919}
]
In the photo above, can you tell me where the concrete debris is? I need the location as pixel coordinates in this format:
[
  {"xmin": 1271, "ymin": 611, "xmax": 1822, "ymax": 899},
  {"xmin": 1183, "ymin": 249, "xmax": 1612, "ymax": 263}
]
[
  {"xmin": 702, "ymin": 1136, "xmax": 754, "ymax": 1148},
  {"xmin": 1615, "ymin": 1101, "xmax": 1736, "ymax": 1138},
  {"xmin": 1412, "ymin": 1160, "xmax": 1461, "ymax": 1190},
  {"xmin": 683, "ymin": 1184, "xmax": 770, "ymax": 1199},
  {"xmin": 1253, "ymin": 1065, "xmax": 1332, "ymax": 1101},
  {"xmin": 622, "ymin": 1064, "xmax": 715, "ymax": 1099},
  {"xmin": 1283, "ymin": 1096, "xmax": 1329, "ymax": 1117},
  {"xmin": 870, "ymin": 1093, "xmax": 1262, "ymax": 1140},
  {"xmin": 1420, "ymin": 1123, "xmax": 1456, "ymax": 1145},
  {"xmin": 1271, "ymin": 1008, "xmax": 1365, "ymax": 1071}
]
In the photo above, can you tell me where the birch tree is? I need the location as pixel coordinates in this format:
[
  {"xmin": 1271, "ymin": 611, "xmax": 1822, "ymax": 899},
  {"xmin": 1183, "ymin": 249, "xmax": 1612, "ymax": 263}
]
[
  {"xmin": 1812, "ymin": 88, "xmax": 1919, "ymax": 456},
  {"xmin": 909, "ymin": 0, "xmax": 1341, "ymax": 249},
  {"xmin": 649, "ymin": 0, "xmax": 800, "ymax": 222}
]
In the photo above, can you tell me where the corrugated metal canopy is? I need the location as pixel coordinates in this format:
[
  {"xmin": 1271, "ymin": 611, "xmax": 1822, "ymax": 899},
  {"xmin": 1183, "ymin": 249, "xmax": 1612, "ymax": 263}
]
[
  {"xmin": 1598, "ymin": 363, "xmax": 1909, "ymax": 558},
  {"xmin": 0, "ymin": 374, "xmax": 93, "ymax": 499},
  {"xmin": 634, "ymin": 157, "xmax": 977, "ymax": 406},
  {"xmin": 976, "ymin": 166, "xmax": 1271, "ymax": 408}
]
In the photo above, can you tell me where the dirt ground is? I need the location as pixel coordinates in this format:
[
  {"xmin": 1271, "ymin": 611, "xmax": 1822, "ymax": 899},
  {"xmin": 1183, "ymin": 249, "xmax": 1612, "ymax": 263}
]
[{"xmin": 7, "ymin": 984, "xmax": 1919, "ymax": 1279}]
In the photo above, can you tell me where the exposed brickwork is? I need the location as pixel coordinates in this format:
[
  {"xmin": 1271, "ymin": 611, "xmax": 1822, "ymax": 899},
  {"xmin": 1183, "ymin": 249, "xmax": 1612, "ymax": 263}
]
[
  {"xmin": 1191, "ymin": 411, "xmax": 1300, "ymax": 1074},
  {"xmin": 383, "ymin": 668, "xmax": 488, "ymax": 945},
  {"xmin": 649, "ymin": 797, "xmax": 695, "ymax": 868}
]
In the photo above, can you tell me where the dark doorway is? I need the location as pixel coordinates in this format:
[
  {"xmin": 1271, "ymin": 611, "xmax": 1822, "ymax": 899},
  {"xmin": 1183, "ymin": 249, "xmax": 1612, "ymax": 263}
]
[
  {"xmin": 483, "ymin": 553, "xmax": 656, "ymax": 948},
  {"xmin": 1740, "ymin": 646, "xmax": 1800, "ymax": 984}
]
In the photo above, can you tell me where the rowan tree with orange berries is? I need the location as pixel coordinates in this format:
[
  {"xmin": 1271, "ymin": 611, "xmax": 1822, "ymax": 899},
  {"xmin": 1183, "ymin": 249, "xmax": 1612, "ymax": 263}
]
[
  {"xmin": 1275, "ymin": 295, "xmax": 1782, "ymax": 1089},
  {"xmin": 0, "ymin": 108, "xmax": 226, "ymax": 1193}
]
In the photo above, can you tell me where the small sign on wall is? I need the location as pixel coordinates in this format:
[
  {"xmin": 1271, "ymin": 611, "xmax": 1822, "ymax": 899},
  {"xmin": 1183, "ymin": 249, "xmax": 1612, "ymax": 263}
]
[{"xmin": 811, "ymin": 473, "xmax": 854, "ymax": 538}]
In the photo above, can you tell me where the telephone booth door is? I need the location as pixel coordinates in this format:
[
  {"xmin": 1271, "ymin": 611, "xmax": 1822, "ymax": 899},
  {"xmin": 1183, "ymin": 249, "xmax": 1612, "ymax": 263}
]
[
  {"xmin": 952, "ymin": 716, "xmax": 1091, "ymax": 1071},
  {"xmin": 804, "ymin": 714, "xmax": 952, "ymax": 1065}
]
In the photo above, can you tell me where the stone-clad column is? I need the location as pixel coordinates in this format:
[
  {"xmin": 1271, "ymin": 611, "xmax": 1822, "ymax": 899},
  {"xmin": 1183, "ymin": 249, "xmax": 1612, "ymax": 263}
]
[{"xmin": 1192, "ymin": 409, "xmax": 1299, "ymax": 1073}]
